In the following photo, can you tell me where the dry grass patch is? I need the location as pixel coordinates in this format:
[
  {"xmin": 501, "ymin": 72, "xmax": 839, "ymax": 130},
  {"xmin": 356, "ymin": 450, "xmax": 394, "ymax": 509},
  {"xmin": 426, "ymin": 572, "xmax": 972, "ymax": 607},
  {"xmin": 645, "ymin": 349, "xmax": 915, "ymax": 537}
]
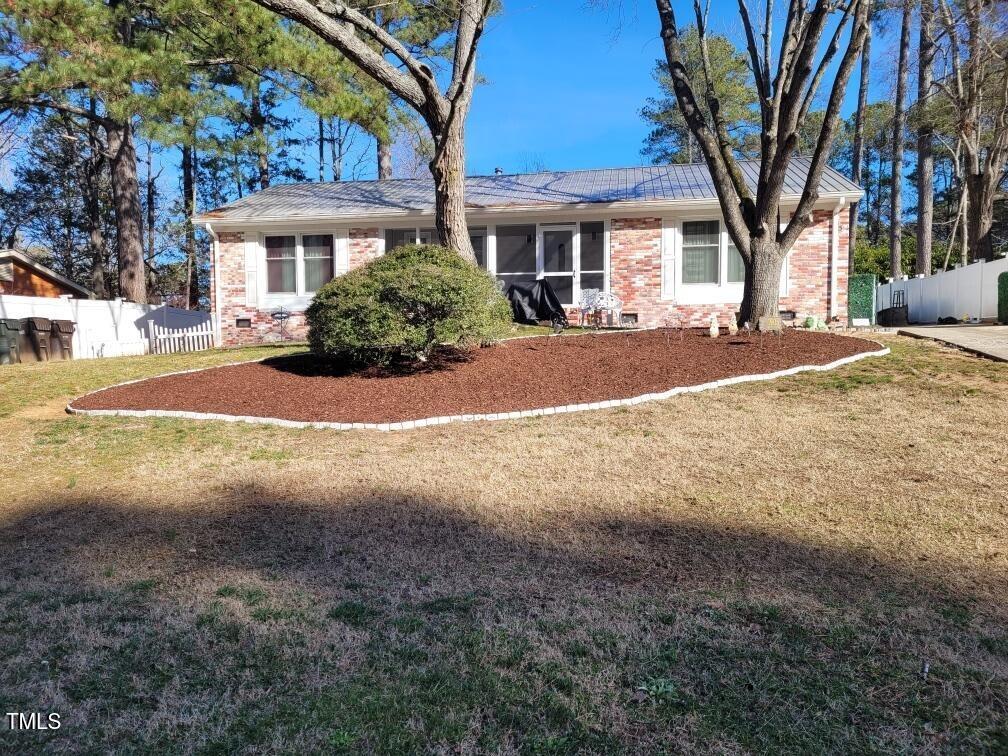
[{"xmin": 0, "ymin": 334, "xmax": 1006, "ymax": 754}]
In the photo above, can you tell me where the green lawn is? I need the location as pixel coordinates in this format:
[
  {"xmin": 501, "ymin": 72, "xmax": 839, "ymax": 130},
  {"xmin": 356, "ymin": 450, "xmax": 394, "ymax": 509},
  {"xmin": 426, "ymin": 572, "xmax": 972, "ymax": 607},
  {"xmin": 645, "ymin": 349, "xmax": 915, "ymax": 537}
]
[{"xmin": 0, "ymin": 334, "xmax": 1005, "ymax": 753}]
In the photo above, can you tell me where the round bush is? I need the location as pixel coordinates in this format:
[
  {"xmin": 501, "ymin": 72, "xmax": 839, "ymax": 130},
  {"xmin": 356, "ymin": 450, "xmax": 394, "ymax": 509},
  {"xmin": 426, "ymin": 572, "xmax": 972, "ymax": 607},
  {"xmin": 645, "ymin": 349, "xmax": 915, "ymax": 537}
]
[{"xmin": 306, "ymin": 244, "xmax": 512, "ymax": 365}]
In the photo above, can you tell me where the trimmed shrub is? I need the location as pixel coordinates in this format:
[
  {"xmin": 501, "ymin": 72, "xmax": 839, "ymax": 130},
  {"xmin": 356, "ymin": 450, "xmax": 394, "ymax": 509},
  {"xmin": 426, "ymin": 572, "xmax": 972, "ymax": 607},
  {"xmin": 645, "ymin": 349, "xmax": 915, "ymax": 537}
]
[
  {"xmin": 306, "ymin": 244, "xmax": 512, "ymax": 365},
  {"xmin": 848, "ymin": 273, "xmax": 876, "ymax": 325},
  {"xmin": 999, "ymin": 272, "xmax": 1008, "ymax": 325}
]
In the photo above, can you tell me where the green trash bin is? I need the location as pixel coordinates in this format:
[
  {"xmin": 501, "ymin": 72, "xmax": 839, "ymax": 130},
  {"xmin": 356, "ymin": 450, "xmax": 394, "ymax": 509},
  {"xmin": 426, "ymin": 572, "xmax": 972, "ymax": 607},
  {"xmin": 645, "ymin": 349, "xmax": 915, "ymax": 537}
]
[
  {"xmin": 19, "ymin": 317, "xmax": 51, "ymax": 362},
  {"xmin": 49, "ymin": 319, "xmax": 75, "ymax": 360},
  {"xmin": 0, "ymin": 318, "xmax": 21, "ymax": 365}
]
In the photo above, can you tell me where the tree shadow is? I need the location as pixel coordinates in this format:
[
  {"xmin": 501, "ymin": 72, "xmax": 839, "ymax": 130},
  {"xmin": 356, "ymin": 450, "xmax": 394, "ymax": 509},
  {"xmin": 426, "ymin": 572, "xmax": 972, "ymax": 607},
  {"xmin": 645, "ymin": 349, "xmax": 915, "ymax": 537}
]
[
  {"xmin": 259, "ymin": 347, "xmax": 474, "ymax": 379},
  {"xmin": 1, "ymin": 486, "xmax": 1004, "ymax": 752}
]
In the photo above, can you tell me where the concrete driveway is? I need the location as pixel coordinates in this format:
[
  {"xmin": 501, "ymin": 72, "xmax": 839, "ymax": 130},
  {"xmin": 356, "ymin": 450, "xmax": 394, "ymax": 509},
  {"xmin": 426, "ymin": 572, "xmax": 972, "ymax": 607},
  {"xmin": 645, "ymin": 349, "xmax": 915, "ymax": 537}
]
[{"xmin": 899, "ymin": 325, "xmax": 1008, "ymax": 362}]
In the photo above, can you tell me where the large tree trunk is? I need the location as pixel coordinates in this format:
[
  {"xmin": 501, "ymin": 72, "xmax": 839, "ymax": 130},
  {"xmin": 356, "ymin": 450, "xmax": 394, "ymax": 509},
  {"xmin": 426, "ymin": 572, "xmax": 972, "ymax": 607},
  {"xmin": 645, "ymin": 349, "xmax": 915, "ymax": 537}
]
[
  {"xmin": 181, "ymin": 142, "xmax": 197, "ymax": 309},
  {"xmin": 428, "ymin": 121, "xmax": 475, "ymax": 263},
  {"xmin": 739, "ymin": 242, "xmax": 784, "ymax": 326},
  {"xmin": 916, "ymin": 0, "xmax": 935, "ymax": 276},
  {"xmin": 106, "ymin": 120, "xmax": 146, "ymax": 304},
  {"xmin": 889, "ymin": 0, "xmax": 912, "ymax": 278},
  {"xmin": 849, "ymin": 23, "xmax": 871, "ymax": 272},
  {"xmin": 250, "ymin": 90, "xmax": 269, "ymax": 190},
  {"xmin": 145, "ymin": 141, "xmax": 156, "ymax": 292},
  {"xmin": 82, "ymin": 105, "xmax": 106, "ymax": 299},
  {"xmin": 965, "ymin": 172, "xmax": 996, "ymax": 261},
  {"xmin": 318, "ymin": 115, "xmax": 326, "ymax": 182},
  {"xmin": 330, "ymin": 118, "xmax": 343, "ymax": 181},
  {"xmin": 377, "ymin": 135, "xmax": 393, "ymax": 180}
]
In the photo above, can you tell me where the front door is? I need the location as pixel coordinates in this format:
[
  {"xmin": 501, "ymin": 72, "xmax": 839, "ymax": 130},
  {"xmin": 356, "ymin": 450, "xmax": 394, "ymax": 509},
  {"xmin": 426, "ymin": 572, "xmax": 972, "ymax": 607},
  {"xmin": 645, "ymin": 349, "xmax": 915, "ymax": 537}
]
[{"xmin": 540, "ymin": 225, "xmax": 575, "ymax": 305}]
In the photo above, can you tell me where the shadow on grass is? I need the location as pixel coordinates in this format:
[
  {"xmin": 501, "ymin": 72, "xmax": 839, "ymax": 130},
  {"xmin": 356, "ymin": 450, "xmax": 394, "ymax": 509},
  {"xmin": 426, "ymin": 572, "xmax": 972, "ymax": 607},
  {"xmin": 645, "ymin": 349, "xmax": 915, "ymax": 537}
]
[{"xmin": 1, "ymin": 487, "xmax": 1005, "ymax": 753}]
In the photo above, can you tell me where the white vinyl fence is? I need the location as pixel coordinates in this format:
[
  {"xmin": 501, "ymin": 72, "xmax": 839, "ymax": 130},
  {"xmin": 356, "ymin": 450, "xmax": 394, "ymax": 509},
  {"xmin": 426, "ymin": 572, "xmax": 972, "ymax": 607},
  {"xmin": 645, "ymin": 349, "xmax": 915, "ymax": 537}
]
[
  {"xmin": 876, "ymin": 256, "xmax": 1008, "ymax": 323},
  {"xmin": 0, "ymin": 294, "xmax": 216, "ymax": 359}
]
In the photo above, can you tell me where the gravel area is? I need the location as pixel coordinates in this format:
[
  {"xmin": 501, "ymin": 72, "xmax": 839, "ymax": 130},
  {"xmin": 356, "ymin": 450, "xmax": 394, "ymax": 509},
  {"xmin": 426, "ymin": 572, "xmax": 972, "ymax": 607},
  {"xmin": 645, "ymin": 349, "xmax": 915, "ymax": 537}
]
[{"xmin": 71, "ymin": 329, "xmax": 879, "ymax": 423}]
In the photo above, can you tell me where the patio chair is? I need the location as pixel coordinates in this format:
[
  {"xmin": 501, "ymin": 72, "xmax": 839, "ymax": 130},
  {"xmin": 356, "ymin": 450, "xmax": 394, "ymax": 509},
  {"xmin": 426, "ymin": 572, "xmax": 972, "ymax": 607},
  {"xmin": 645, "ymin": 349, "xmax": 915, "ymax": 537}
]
[
  {"xmin": 594, "ymin": 292, "xmax": 623, "ymax": 327},
  {"xmin": 578, "ymin": 288, "xmax": 601, "ymax": 326}
]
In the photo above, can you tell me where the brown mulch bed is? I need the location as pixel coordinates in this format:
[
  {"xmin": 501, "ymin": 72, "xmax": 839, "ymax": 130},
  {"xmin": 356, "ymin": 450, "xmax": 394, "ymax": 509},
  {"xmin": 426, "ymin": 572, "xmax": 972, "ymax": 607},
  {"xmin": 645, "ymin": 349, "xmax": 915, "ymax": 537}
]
[{"xmin": 71, "ymin": 330, "xmax": 881, "ymax": 424}]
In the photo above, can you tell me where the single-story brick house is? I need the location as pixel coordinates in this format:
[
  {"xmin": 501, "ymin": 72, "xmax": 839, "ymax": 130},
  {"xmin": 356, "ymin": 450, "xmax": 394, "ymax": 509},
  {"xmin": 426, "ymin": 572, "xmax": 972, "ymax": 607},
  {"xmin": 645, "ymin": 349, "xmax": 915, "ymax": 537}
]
[{"xmin": 194, "ymin": 157, "xmax": 861, "ymax": 347}]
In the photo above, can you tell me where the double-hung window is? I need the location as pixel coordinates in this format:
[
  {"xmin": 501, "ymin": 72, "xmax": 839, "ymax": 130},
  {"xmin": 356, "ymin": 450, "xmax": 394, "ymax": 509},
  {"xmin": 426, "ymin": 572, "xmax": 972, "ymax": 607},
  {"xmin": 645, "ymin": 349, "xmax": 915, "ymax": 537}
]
[
  {"xmin": 264, "ymin": 233, "xmax": 337, "ymax": 296},
  {"xmin": 303, "ymin": 234, "xmax": 334, "ymax": 292},
  {"xmin": 670, "ymin": 219, "xmax": 786, "ymax": 303},
  {"xmin": 384, "ymin": 227, "xmax": 442, "ymax": 251},
  {"xmin": 682, "ymin": 221, "xmax": 721, "ymax": 284},
  {"xmin": 265, "ymin": 235, "xmax": 297, "ymax": 294},
  {"xmin": 680, "ymin": 220, "xmax": 748, "ymax": 287}
]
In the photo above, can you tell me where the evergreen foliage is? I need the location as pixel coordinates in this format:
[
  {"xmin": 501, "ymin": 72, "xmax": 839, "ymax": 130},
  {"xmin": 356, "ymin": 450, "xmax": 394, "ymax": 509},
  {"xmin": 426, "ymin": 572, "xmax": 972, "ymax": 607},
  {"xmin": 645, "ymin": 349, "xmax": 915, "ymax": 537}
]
[{"xmin": 306, "ymin": 245, "xmax": 512, "ymax": 365}]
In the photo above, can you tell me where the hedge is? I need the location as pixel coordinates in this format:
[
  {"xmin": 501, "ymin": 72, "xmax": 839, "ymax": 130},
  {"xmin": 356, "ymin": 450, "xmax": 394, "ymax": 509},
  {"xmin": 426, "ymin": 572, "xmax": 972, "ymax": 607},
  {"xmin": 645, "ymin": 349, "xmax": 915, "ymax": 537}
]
[
  {"xmin": 306, "ymin": 244, "xmax": 512, "ymax": 365},
  {"xmin": 999, "ymin": 271, "xmax": 1008, "ymax": 325},
  {"xmin": 848, "ymin": 273, "xmax": 876, "ymax": 325}
]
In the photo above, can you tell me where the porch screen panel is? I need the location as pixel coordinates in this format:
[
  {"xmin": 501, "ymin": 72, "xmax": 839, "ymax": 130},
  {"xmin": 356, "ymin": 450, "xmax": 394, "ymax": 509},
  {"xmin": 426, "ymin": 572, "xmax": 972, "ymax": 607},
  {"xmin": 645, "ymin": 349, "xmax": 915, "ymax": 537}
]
[
  {"xmin": 469, "ymin": 228, "xmax": 487, "ymax": 269},
  {"xmin": 682, "ymin": 221, "xmax": 720, "ymax": 284},
  {"xmin": 543, "ymin": 228, "xmax": 573, "ymax": 272},
  {"xmin": 727, "ymin": 239, "xmax": 745, "ymax": 283},
  {"xmin": 419, "ymin": 228, "xmax": 441, "ymax": 245},
  {"xmin": 495, "ymin": 224, "xmax": 537, "ymax": 288},
  {"xmin": 384, "ymin": 229, "xmax": 415, "ymax": 251},
  {"xmin": 303, "ymin": 234, "xmax": 335, "ymax": 292},
  {"xmin": 580, "ymin": 221, "xmax": 605, "ymax": 293},
  {"xmin": 265, "ymin": 235, "xmax": 296, "ymax": 293}
]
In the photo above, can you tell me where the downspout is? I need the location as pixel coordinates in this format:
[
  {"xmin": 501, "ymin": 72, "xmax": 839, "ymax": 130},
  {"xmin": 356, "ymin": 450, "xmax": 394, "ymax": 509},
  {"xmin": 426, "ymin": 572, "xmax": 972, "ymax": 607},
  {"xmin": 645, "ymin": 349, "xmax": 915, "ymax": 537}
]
[
  {"xmin": 204, "ymin": 222, "xmax": 223, "ymax": 347},
  {"xmin": 830, "ymin": 199, "xmax": 847, "ymax": 320}
]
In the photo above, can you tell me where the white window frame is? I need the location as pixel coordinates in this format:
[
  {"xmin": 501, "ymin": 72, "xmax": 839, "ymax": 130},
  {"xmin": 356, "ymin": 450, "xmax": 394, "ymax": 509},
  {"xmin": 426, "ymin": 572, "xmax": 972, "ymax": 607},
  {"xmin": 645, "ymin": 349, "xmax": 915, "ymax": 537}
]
[
  {"xmin": 662, "ymin": 216, "xmax": 788, "ymax": 304},
  {"xmin": 257, "ymin": 230, "xmax": 347, "ymax": 310}
]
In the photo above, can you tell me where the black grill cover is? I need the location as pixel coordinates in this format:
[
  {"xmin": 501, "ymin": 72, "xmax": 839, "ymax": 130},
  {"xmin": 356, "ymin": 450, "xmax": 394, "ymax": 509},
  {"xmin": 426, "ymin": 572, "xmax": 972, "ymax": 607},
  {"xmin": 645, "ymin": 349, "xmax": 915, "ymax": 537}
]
[
  {"xmin": 504, "ymin": 279, "xmax": 568, "ymax": 326},
  {"xmin": 876, "ymin": 306, "xmax": 909, "ymax": 328}
]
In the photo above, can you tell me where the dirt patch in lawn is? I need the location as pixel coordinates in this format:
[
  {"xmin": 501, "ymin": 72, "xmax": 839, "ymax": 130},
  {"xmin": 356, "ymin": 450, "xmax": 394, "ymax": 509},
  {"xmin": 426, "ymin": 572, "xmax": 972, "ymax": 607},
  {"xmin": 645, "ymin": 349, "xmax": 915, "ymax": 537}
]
[{"xmin": 70, "ymin": 329, "xmax": 881, "ymax": 424}]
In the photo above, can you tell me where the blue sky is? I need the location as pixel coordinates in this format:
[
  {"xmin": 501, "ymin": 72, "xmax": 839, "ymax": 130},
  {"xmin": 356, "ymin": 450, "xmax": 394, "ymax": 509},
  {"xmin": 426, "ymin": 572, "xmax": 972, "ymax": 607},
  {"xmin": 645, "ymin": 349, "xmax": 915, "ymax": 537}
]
[
  {"xmin": 223, "ymin": 0, "xmax": 901, "ymax": 189},
  {"xmin": 453, "ymin": 0, "xmax": 895, "ymax": 176}
]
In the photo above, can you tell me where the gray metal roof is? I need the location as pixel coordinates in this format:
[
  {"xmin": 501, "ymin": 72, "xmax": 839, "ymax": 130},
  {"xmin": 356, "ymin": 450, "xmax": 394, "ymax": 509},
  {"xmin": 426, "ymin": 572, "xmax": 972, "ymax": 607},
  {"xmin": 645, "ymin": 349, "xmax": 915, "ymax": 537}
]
[{"xmin": 196, "ymin": 156, "xmax": 861, "ymax": 223}]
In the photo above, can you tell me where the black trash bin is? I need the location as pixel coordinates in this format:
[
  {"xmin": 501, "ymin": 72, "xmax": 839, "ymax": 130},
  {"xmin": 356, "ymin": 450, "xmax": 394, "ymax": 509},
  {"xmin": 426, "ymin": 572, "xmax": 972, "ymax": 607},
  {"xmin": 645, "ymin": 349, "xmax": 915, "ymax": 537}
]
[
  {"xmin": 19, "ymin": 317, "xmax": 51, "ymax": 362},
  {"xmin": 49, "ymin": 319, "xmax": 75, "ymax": 361},
  {"xmin": 0, "ymin": 318, "xmax": 21, "ymax": 365}
]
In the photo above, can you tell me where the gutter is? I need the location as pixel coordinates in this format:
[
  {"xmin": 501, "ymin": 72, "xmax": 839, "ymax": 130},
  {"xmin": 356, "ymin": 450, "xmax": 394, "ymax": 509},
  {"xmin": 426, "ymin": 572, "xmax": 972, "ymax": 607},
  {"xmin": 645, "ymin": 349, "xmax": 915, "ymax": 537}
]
[
  {"xmin": 830, "ymin": 198, "xmax": 848, "ymax": 320},
  {"xmin": 204, "ymin": 223, "xmax": 223, "ymax": 347}
]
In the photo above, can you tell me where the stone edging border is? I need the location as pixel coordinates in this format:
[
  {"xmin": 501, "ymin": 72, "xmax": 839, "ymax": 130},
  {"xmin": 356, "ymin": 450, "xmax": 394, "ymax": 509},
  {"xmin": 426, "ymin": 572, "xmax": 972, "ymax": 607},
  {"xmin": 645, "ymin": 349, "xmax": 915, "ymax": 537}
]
[{"xmin": 66, "ymin": 340, "xmax": 890, "ymax": 432}]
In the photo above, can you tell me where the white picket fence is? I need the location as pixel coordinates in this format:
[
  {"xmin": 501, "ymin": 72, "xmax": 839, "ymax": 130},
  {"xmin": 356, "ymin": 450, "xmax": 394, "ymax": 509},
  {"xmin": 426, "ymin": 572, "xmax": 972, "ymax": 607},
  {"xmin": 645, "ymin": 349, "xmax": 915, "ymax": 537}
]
[
  {"xmin": 876, "ymin": 256, "xmax": 1008, "ymax": 323},
  {"xmin": 150, "ymin": 319, "xmax": 216, "ymax": 354},
  {"xmin": 0, "ymin": 294, "xmax": 217, "ymax": 359}
]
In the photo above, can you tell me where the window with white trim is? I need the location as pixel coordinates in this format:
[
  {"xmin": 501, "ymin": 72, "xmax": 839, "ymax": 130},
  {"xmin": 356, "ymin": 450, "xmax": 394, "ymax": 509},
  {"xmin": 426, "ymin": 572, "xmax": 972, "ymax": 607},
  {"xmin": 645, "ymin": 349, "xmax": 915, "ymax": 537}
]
[{"xmin": 264, "ymin": 233, "xmax": 337, "ymax": 295}]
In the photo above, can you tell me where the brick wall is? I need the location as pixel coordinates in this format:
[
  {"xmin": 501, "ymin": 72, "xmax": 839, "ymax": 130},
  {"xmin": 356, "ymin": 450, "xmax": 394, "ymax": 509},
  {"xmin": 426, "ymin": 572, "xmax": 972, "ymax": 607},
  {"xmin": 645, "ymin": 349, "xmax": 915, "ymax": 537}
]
[
  {"xmin": 212, "ymin": 212, "xmax": 846, "ymax": 345},
  {"xmin": 607, "ymin": 210, "xmax": 846, "ymax": 327},
  {"xmin": 213, "ymin": 228, "xmax": 382, "ymax": 347},
  {"xmin": 349, "ymin": 227, "xmax": 382, "ymax": 269}
]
